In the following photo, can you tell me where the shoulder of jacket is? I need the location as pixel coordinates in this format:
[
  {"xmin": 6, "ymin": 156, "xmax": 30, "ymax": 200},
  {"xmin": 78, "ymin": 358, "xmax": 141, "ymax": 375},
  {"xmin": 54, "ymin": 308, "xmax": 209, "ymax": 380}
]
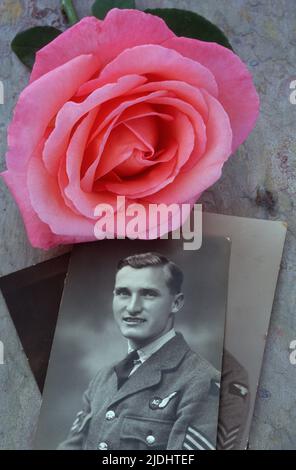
[
  {"xmin": 87, "ymin": 364, "xmax": 115, "ymax": 396},
  {"xmin": 184, "ymin": 349, "xmax": 220, "ymax": 382},
  {"xmin": 222, "ymin": 350, "xmax": 249, "ymax": 386}
]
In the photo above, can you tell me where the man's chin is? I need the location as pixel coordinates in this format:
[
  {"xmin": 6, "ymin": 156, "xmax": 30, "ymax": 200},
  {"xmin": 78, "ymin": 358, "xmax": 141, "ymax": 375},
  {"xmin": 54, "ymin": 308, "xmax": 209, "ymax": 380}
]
[
  {"xmin": 119, "ymin": 326, "xmax": 150, "ymax": 344},
  {"xmin": 120, "ymin": 329, "xmax": 146, "ymax": 341}
]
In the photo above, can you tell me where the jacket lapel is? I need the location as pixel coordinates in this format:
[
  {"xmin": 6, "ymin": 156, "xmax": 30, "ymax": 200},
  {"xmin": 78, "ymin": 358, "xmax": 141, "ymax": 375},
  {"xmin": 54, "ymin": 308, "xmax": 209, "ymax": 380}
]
[{"xmin": 108, "ymin": 333, "xmax": 190, "ymax": 407}]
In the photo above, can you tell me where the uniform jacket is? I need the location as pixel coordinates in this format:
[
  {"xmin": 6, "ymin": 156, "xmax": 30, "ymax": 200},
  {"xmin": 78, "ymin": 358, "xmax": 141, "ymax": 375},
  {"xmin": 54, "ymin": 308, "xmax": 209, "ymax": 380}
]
[
  {"xmin": 217, "ymin": 350, "xmax": 250, "ymax": 450},
  {"xmin": 58, "ymin": 333, "xmax": 220, "ymax": 451}
]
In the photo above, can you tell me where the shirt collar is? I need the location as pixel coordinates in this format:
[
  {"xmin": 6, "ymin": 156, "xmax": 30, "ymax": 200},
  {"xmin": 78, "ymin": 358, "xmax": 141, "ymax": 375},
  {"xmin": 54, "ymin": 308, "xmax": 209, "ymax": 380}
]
[{"xmin": 128, "ymin": 328, "xmax": 176, "ymax": 363}]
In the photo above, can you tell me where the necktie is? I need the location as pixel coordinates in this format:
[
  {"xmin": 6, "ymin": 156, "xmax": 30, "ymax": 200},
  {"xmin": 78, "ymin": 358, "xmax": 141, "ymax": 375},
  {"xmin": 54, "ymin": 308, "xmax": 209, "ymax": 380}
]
[{"xmin": 114, "ymin": 350, "xmax": 140, "ymax": 389}]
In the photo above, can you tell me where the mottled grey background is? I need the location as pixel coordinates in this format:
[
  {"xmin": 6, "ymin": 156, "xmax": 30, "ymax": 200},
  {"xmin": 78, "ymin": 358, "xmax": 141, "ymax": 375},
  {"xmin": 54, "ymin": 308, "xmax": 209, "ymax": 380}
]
[
  {"xmin": 0, "ymin": 0, "xmax": 295, "ymax": 450},
  {"xmin": 34, "ymin": 237, "xmax": 229, "ymax": 449}
]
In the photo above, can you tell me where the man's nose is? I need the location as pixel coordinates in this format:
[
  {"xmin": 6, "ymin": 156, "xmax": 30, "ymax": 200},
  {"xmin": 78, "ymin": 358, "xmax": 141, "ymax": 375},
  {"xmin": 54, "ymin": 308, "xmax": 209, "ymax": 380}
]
[{"xmin": 126, "ymin": 294, "xmax": 143, "ymax": 314}]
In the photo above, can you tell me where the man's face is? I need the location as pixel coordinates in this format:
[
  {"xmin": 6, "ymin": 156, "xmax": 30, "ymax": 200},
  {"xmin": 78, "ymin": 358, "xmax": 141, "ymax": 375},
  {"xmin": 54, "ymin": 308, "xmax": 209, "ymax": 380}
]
[{"xmin": 113, "ymin": 265, "xmax": 182, "ymax": 349}]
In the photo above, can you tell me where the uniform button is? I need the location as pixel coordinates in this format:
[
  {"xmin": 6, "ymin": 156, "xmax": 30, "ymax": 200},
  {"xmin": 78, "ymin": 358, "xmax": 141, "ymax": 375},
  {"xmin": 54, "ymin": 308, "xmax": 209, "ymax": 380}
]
[
  {"xmin": 98, "ymin": 442, "xmax": 108, "ymax": 450},
  {"xmin": 105, "ymin": 410, "xmax": 116, "ymax": 420},
  {"xmin": 146, "ymin": 435, "xmax": 156, "ymax": 445}
]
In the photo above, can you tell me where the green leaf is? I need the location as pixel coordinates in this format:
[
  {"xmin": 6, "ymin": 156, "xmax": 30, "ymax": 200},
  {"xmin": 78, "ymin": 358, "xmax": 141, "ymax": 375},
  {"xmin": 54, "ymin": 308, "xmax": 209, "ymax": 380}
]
[
  {"xmin": 11, "ymin": 26, "xmax": 62, "ymax": 69},
  {"xmin": 145, "ymin": 8, "xmax": 233, "ymax": 51},
  {"xmin": 92, "ymin": 0, "xmax": 135, "ymax": 20}
]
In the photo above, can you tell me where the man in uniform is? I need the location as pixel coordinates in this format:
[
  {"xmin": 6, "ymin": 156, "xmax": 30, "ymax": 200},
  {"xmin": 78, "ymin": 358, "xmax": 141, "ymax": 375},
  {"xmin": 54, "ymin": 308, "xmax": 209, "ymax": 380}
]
[{"xmin": 58, "ymin": 252, "xmax": 220, "ymax": 450}]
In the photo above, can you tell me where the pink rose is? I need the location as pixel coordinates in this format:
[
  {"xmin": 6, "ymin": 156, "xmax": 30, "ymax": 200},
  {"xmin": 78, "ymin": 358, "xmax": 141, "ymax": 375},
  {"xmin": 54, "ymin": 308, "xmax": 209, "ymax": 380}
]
[{"xmin": 2, "ymin": 9, "xmax": 259, "ymax": 248}]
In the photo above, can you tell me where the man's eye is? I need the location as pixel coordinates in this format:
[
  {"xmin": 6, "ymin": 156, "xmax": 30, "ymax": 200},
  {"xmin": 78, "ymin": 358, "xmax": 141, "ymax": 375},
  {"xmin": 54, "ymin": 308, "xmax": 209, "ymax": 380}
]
[
  {"xmin": 116, "ymin": 289, "xmax": 130, "ymax": 297},
  {"xmin": 143, "ymin": 291, "xmax": 158, "ymax": 298}
]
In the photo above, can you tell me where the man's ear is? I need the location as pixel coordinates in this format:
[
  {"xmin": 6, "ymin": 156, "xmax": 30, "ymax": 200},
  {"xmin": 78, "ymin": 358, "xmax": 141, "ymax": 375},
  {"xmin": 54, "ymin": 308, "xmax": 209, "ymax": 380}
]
[{"xmin": 172, "ymin": 293, "xmax": 184, "ymax": 313}]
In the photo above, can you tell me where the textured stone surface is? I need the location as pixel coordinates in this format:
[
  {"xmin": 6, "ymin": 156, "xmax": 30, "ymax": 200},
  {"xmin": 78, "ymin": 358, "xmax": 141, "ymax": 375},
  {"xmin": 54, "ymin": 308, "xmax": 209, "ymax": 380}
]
[{"xmin": 0, "ymin": 0, "xmax": 295, "ymax": 450}]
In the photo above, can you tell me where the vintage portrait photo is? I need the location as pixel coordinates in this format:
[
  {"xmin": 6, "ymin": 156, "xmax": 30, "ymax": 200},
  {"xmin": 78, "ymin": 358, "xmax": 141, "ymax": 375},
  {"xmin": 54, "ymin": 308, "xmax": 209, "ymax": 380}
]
[
  {"xmin": 34, "ymin": 236, "xmax": 230, "ymax": 450},
  {"xmin": 203, "ymin": 213, "xmax": 287, "ymax": 449}
]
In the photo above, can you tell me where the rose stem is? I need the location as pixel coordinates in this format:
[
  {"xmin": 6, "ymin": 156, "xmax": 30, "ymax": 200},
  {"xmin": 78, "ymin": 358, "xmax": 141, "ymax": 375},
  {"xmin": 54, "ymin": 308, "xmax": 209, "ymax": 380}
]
[{"xmin": 61, "ymin": 0, "xmax": 79, "ymax": 25}]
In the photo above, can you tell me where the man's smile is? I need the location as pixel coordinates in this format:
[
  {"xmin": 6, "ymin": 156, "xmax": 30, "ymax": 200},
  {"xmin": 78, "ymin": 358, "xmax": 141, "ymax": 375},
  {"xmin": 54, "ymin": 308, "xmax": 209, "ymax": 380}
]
[{"xmin": 123, "ymin": 317, "xmax": 146, "ymax": 325}]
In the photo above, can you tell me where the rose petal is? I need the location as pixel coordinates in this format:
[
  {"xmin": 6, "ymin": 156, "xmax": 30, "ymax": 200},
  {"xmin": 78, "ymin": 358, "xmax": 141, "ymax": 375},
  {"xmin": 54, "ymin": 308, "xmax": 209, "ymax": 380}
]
[
  {"xmin": 90, "ymin": 44, "xmax": 218, "ymax": 97},
  {"xmin": 114, "ymin": 143, "xmax": 175, "ymax": 178},
  {"xmin": 62, "ymin": 110, "xmax": 107, "ymax": 218},
  {"xmin": 42, "ymin": 74, "xmax": 147, "ymax": 175},
  {"xmin": 27, "ymin": 157, "xmax": 95, "ymax": 237},
  {"xmin": 123, "ymin": 115, "xmax": 158, "ymax": 156},
  {"xmin": 105, "ymin": 112, "xmax": 195, "ymax": 198},
  {"xmin": 31, "ymin": 10, "xmax": 174, "ymax": 83},
  {"xmin": 86, "ymin": 91, "xmax": 167, "ymax": 145},
  {"xmin": 145, "ymin": 91, "xmax": 232, "ymax": 203},
  {"xmin": 115, "ymin": 102, "xmax": 173, "ymax": 127},
  {"xmin": 132, "ymin": 80, "xmax": 209, "ymax": 171},
  {"xmin": 93, "ymin": 124, "xmax": 148, "ymax": 180},
  {"xmin": 105, "ymin": 157, "xmax": 176, "ymax": 197},
  {"xmin": 79, "ymin": 90, "xmax": 168, "ymax": 191},
  {"xmin": 147, "ymin": 96, "xmax": 207, "ymax": 170},
  {"xmin": 164, "ymin": 37, "xmax": 259, "ymax": 152},
  {"xmin": 133, "ymin": 80, "xmax": 208, "ymax": 120},
  {"xmin": 6, "ymin": 54, "xmax": 100, "ymax": 174},
  {"xmin": 87, "ymin": 102, "xmax": 172, "ymax": 144}
]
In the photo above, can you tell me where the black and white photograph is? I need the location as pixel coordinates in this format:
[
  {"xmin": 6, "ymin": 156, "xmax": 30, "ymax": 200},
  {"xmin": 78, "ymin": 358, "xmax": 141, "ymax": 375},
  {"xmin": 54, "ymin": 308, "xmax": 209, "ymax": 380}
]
[
  {"xmin": 34, "ymin": 236, "xmax": 230, "ymax": 450},
  {"xmin": 203, "ymin": 213, "xmax": 287, "ymax": 450},
  {"xmin": 0, "ymin": 216, "xmax": 286, "ymax": 451}
]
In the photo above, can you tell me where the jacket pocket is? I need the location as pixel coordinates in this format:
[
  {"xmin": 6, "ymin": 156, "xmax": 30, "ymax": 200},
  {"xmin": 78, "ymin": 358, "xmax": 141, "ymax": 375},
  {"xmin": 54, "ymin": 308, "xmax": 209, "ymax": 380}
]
[{"xmin": 120, "ymin": 415, "xmax": 174, "ymax": 450}]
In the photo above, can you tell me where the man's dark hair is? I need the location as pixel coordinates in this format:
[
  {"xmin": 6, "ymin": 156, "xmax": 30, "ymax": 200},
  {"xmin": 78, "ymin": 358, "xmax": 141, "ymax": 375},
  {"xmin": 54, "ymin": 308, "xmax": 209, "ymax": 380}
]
[{"xmin": 117, "ymin": 252, "xmax": 183, "ymax": 294}]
